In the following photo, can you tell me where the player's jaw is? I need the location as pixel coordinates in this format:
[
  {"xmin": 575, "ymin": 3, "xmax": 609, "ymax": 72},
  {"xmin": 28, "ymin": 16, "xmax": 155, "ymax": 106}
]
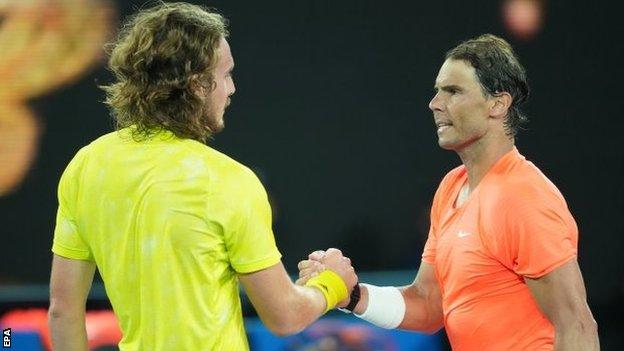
[{"xmin": 433, "ymin": 113, "xmax": 455, "ymax": 149}]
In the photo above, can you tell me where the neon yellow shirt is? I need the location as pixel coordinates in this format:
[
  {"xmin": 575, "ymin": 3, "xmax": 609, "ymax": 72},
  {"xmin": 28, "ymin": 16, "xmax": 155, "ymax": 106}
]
[{"xmin": 52, "ymin": 128, "xmax": 282, "ymax": 350}]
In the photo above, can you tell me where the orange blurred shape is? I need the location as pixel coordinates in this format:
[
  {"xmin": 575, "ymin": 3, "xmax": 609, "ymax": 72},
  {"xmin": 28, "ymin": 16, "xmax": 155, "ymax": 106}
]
[
  {"xmin": 339, "ymin": 325, "xmax": 372, "ymax": 344},
  {"xmin": 0, "ymin": 308, "xmax": 123, "ymax": 350},
  {"xmin": 85, "ymin": 310, "xmax": 123, "ymax": 349},
  {"xmin": 0, "ymin": 104, "xmax": 40, "ymax": 195},
  {"xmin": 1, "ymin": 308, "xmax": 51, "ymax": 350},
  {"xmin": 502, "ymin": 0, "xmax": 544, "ymax": 41},
  {"xmin": 0, "ymin": 0, "xmax": 114, "ymax": 196}
]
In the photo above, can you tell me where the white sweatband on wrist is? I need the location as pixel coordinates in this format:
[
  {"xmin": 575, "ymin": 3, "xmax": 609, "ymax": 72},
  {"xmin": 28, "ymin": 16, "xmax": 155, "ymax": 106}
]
[{"xmin": 354, "ymin": 284, "xmax": 406, "ymax": 329}]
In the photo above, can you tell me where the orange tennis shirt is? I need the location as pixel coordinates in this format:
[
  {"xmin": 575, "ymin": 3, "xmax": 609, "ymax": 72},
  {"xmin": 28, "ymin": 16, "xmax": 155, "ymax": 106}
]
[{"xmin": 422, "ymin": 147, "xmax": 578, "ymax": 350}]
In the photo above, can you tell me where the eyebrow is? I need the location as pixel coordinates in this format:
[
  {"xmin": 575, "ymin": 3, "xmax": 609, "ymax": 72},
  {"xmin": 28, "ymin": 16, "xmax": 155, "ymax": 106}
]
[{"xmin": 434, "ymin": 84, "xmax": 463, "ymax": 93}]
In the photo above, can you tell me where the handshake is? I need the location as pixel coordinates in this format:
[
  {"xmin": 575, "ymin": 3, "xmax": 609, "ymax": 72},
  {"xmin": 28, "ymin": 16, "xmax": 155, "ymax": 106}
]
[
  {"xmin": 295, "ymin": 248, "xmax": 359, "ymax": 310},
  {"xmin": 294, "ymin": 248, "xmax": 407, "ymax": 331}
]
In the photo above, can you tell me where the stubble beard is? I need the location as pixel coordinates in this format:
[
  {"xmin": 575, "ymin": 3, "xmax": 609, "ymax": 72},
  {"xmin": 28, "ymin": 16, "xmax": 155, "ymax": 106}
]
[{"xmin": 203, "ymin": 103, "xmax": 225, "ymax": 135}]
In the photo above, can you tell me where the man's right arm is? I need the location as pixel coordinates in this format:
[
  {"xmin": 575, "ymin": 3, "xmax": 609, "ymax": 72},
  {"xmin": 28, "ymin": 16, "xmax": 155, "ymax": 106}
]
[
  {"xmin": 49, "ymin": 254, "xmax": 96, "ymax": 351},
  {"xmin": 400, "ymin": 262, "xmax": 444, "ymax": 333},
  {"xmin": 299, "ymin": 255, "xmax": 444, "ymax": 334},
  {"xmin": 239, "ymin": 248, "xmax": 357, "ymax": 336},
  {"xmin": 351, "ymin": 261, "xmax": 444, "ymax": 333}
]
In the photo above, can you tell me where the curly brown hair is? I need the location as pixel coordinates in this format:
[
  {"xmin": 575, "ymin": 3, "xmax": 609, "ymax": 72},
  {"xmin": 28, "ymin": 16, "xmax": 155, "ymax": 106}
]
[
  {"xmin": 446, "ymin": 34, "xmax": 529, "ymax": 137},
  {"xmin": 101, "ymin": 2, "xmax": 229, "ymax": 142}
]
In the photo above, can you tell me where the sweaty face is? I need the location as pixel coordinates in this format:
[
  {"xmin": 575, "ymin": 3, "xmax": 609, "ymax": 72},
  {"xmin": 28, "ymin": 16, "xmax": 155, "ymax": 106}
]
[
  {"xmin": 428, "ymin": 59, "xmax": 492, "ymax": 151},
  {"xmin": 205, "ymin": 37, "xmax": 235, "ymax": 133}
]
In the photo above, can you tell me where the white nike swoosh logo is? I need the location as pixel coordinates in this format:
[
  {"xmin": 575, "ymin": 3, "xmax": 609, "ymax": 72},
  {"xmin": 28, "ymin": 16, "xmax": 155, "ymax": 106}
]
[{"xmin": 457, "ymin": 230, "xmax": 472, "ymax": 238}]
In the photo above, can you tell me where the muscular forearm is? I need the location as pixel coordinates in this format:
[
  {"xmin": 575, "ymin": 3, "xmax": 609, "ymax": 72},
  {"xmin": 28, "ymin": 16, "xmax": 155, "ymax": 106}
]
[
  {"xmin": 254, "ymin": 284, "xmax": 326, "ymax": 336},
  {"xmin": 240, "ymin": 262, "xmax": 337, "ymax": 336},
  {"xmin": 554, "ymin": 319, "xmax": 600, "ymax": 351},
  {"xmin": 244, "ymin": 254, "xmax": 355, "ymax": 336},
  {"xmin": 398, "ymin": 285, "xmax": 444, "ymax": 333},
  {"xmin": 48, "ymin": 310, "xmax": 88, "ymax": 351},
  {"xmin": 352, "ymin": 284, "xmax": 443, "ymax": 333},
  {"xmin": 284, "ymin": 285, "xmax": 328, "ymax": 332}
]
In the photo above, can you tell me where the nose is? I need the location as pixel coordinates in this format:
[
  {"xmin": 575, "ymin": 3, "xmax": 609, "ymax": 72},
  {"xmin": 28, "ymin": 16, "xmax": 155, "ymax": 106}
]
[
  {"xmin": 229, "ymin": 78, "xmax": 236, "ymax": 96},
  {"xmin": 429, "ymin": 92, "xmax": 442, "ymax": 112}
]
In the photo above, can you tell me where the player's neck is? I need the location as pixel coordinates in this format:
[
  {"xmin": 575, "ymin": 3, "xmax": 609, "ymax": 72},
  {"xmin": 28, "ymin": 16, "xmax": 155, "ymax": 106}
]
[{"xmin": 457, "ymin": 135, "xmax": 514, "ymax": 191}]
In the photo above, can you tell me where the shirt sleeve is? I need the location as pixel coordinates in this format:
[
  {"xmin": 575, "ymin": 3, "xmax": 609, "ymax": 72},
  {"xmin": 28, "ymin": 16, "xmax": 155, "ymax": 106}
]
[
  {"xmin": 52, "ymin": 148, "xmax": 94, "ymax": 261},
  {"xmin": 486, "ymin": 187, "xmax": 578, "ymax": 279},
  {"xmin": 224, "ymin": 168, "xmax": 282, "ymax": 273}
]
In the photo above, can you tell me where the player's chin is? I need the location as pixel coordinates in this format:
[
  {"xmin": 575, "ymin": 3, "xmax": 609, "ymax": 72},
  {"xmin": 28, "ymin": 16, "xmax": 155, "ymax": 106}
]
[
  {"xmin": 438, "ymin": 138, "xmax": 455, "ymax": 150},
  {"xmin": 212, "ymin": 120, "xmax": 225, "ymax": 133},
  {"xmin": 206, "ymin": 114, "xmax": 225, "ymax": 133}
]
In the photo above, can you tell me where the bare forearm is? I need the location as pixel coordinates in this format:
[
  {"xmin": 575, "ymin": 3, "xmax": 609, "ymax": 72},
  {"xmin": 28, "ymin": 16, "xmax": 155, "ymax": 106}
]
[
  {"xmin": 48, "ymin": 311, "xmax": 88, "ymax": 351},
  {"xmin": 398, "ymin": 286, "xmax": 444, "ymax": 333},
  {"xmin": 348, "ymin": 262, "xmax": 443, "ymax": 333},
  {"xmin": 243, "ymin": 254, "xmax": 355, "ymax": 336},
  {"xmin": 284, "ymin": 285, "xmax": 327, "ymax": 332},
  {"xmin": 351, "ymin": 284, "xmax": 443, "ymax": 333},
  {"xmin": 252, "ymin": 284, "xmax": 326, "ymax": 336},
  {"xmin": 554, "ymin": 320, "xmax": 600, "ymax": 351}
]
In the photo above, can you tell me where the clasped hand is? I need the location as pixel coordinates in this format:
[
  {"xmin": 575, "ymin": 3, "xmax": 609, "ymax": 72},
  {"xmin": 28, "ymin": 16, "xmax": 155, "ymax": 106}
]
[{"xmin": 296, "ymin": 248, "xmax": 358, "ymax": 308}]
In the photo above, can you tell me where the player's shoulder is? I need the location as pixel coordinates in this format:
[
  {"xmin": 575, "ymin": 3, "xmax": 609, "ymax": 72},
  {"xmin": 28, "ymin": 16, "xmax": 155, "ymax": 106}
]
[
  {"xmin": 481, "ymin": 157, "xmax": 565, "ymax": 208},
  {"xmin": 180, "ymin": 141, "xmax": 263, "ymax": 190},
  {"xmin": 63, "ymin": 138, "xmax": 100, "ymax": 171},
  {"xmin": 84, "ymin": 128, "xmax": 262, "ymax": 187},
  {"xmin": 87, "ymin": 129, "xmax": 127, "ymax": 148},
  {"xmin": 73, "ymin": 129, "xmax": 130, "ymax": 161},
  {"xmin": 67, "ymin": 128, "xmax": 145, "ymax": 163},
  {"xmin": 189, "ymin": 142, "xmax": 255, "ymax": 177}
]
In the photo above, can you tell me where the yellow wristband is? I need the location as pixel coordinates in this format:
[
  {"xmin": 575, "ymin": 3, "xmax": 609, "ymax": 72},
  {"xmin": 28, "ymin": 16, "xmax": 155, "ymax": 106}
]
[{"xmin": 305, "ymin": 270, "xmax": 349, "ymax": 313}]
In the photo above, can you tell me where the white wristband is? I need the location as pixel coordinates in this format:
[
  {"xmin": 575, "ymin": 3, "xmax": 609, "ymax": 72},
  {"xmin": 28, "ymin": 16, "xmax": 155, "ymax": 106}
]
[{"xmin": 354, "ymin": 284, "xmax": 406, "ymax": 329}]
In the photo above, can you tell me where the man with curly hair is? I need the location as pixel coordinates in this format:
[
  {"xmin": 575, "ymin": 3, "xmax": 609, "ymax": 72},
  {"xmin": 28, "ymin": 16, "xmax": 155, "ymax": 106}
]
[{"xmin": 48, "ymin": 3, "xmax": 357, "ymax": 350}]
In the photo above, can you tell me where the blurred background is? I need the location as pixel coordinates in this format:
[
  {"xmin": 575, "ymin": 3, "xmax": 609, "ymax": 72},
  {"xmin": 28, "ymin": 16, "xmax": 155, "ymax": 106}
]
[{"xmin": 1, "ymin": 0, "xmax": 622, "ymax": 350}]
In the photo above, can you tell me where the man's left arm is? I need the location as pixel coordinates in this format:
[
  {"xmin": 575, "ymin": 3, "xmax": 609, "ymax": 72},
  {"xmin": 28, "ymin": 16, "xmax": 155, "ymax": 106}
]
[
  {"xmin": 525, "ymin": 258, "xmax": 599, "ymax": 351},
  {"xmin": 49, "ymin": 254, "xmax": 96, "ymax": 351}
]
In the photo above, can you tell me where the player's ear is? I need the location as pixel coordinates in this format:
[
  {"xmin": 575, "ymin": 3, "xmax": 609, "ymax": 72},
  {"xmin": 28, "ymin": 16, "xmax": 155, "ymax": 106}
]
[{"xmin": 490, "ymin": 92, "xmax": 512, "ymax": 119}]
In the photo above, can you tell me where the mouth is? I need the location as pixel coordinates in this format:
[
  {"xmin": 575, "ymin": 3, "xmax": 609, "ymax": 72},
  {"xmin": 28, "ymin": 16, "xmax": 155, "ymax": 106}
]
[{"xmin": 435, "ymin": 121, "xmax": 452, "ymax": 133}]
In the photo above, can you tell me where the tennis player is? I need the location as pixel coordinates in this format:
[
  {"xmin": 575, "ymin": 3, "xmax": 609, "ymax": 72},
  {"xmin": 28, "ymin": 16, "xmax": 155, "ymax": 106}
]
[
  {"xmin": 299, "ymin": 34, "xmax": 599, "ymax": 351},
  {"xmin": 48, "ymin": 3, "xmax": 357, "ymax": 350}
]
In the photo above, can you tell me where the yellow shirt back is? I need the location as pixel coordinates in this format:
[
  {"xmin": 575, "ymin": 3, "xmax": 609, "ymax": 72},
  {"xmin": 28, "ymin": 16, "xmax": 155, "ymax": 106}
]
[{"xmin": 52, "ymin": 128, "xmax": 282, "ymax": 350}]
